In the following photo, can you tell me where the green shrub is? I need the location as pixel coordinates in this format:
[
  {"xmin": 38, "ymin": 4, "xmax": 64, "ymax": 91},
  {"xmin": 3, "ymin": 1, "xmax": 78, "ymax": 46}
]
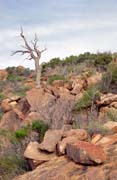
[
  {"xmin": 101, "ymin": 62, "xmax": 117, "ymax": 92},
  {"xmin": 109, "ymin": 63, "xmax": 117, "ymax": 83},
  {"xmin": 86, "ymin": 121, "xmax": 109, "ymax": 137},
  {"xmin": 0, "ymin": 155, "xmax": 27, "ymax": 180},
  {"xmin": 0, "ymin": 93, "xmax": 6, "ymax": 101},
  {"xmin": 47, "ymin": 74, "xmax": 66, "ymax": 84},
  {"xmin": 107, "ymin": 109, "xmax": 117, "ymax": 122},
  {"xmin": 0, "ymin": 111, "xmax": 3, "ymax": 120},
  {"xmin": 32, "ymin": 120, "xmax": 49, "ymax": 141},
  {"xmin": 6, "ymin": 66, "xmax": 32, "ymax": 77},
  {"xmin": 13, "ymin": 85, "xmax": 30, "ymax": 97},
  {"xmin": 0, "ymin": 81, "xmax": 7, "ymax": 91},
  {"xmin": 94, "ymin": 52, "xmax": 112, "ymax": 66},
  {"xmin": 42, "ymin": 58, "xmax": 62, "ymax": 70},
  {"xmin": 6, "ymin": 66, "xmax": 16, "ymax": 74},
  {"xmin": 14, "ymin": 125, "xmax": 30, "ymax": 139},
  {"xmin": 7, "ymin": 74, "xmax": 24, "ymax": 82},
  {"xmin": 0, "ymin": 128, "xmax": 9, "ymax": 136},
  {"xmin": 73, "ymin": 87, "xmax": 100, "ymax": 112}
]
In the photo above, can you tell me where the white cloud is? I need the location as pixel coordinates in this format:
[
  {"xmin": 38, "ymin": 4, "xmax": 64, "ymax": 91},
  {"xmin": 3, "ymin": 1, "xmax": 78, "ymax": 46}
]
[{"xmin": 0, "ymin": 16, "xmax": 117, "ymax": 69}]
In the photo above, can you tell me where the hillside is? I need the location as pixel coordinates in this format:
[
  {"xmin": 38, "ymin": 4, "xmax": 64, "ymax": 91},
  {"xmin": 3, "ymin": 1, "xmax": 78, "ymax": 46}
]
[{"xmin": 0, "ymin": 52, "xmax": 117, "ymax": 180}]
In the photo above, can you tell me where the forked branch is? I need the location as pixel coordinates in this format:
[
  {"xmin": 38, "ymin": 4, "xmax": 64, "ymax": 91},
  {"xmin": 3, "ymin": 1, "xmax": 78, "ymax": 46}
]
[{"xmin": 12, "ymin": 27, "xmax": 47, "ymax": 60}]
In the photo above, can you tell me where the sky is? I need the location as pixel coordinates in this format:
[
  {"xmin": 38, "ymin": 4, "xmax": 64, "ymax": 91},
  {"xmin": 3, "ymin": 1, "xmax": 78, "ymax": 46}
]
[{"xmin": 0, "ymin": 0, "xmax": 117, "ymax": 69}]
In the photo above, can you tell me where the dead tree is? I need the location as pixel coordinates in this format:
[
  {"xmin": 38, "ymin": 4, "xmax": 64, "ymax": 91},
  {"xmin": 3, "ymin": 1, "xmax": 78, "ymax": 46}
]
[{"xmin": 12, "ymin": 28, "xmax": 47, "ymax": 88}]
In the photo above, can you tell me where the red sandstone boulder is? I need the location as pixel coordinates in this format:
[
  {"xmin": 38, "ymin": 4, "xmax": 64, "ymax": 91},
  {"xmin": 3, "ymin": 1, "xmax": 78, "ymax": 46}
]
[
  {"xmin": 26, "ymin": 88, "xmax": 75, "ymax": 129},
  {"xmin": 0, "ymin": 110, "xmax": 22, "ymax": 131},
  {"xmin": 0, "ymin": 69, "xmax": 8, "ymax": 81},
  {"xmin": 63, "ymin": 129, "xmax": 88, "ymax": 140},
  {"xmin": 1, "ymin": 99, "xmax": 12, "ymax": 112},
  {"xmin": 57, "ymin": 129, "xmax": 88, "ymax": 155},
  {"xmin": 57, "ymin": 136, "xmax": 80, "ymax": 155},
  {"xmin": 87, "ymin": 72, "xmax": 102, "ymax": 86},
  {"xmin": 66, "ymin": 141, "xmax": 106, "ymax": 165},
  {"xmin": 96, "ymin": 93, "xmax": 117, "ymax": 106},
  {"xmin": 39, "ymin": 130, "xmax": 63, "ymax": 152},
  {"xmin": 51, "ymin": 80, "xmax": 64, "ymax": 88}
]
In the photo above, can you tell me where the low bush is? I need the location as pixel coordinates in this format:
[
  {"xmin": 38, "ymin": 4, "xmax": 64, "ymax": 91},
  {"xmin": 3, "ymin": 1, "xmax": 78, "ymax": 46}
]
[
  {"xmin": 0, "ymin": 111, "xmax": 3, "ymax": 121},
  {"xmin": 13, "ymin": 85, "xmax": 30, "ymax": 97},
  {"xmin": 101, "ymin": 62, "xmax": 117, "ymax": 92},
  {"xmin": 7, "ymin": 74, "xmax": 25, "ymax": 82},
  {"xmin": 86, "ymin": 121, "xmax": 109, "ymax": 137},
  {"xmin": 32, "ymin": 120, "xmax": 49, "ymax": 141},
  {"xmin": 6, "ymin": 66, "xmax": 32, "ymax": 77},
  {"xmin": 94, "ymin": 52, "xmax": 112, "ymax": 66},
  {"xmin": 0, "ymin": 93, "xmax": 6, "ymax": 102},
  {"xmin": 14, "ymin": 125, "xmax": 30, "ymax": 139},
  {"xmin": 0, "ymin": 155, "xmax": 27, "ymax": 180},
  {"xmin": 73, "ymin": 87, "xmax": 100, "ymax": 112},
  {"xmin": 107, "ymin": 109, "xmax": 117, "ymax": 122},
  {"xmin": 72, "ymin": 119, "xmax": 108, "ymax": 138},
  {"xmin": 47, "ymin": 74, "xmax": 66, "ymax": 85}
]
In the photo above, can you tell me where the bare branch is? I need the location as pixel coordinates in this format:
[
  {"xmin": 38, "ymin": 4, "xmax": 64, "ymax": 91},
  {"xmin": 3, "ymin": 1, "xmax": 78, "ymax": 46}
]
[
  {"xmin": 21, "ymin": 45, "xmax": 29, "ymax": 50},
  {"xmin": 41, "ymin": 47, "xmax": 47, "ymax": 53},
  {"xmin": 11, "ymin": 50, "xmax": 30, "ymax": 56},
  {"xmin": 20, "ymin": 27, "xmax": 33, "ymax": 52}
]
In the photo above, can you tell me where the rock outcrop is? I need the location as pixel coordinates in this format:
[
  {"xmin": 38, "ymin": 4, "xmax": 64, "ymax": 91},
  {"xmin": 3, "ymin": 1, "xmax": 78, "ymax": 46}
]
[
  {"xmin": 0, "ymin": 69, "xmax": 8, "ymax": 81},
  {"xmin": 66, "ymin": 141, "xmax": 106, "ymax": 165},
  {"xmin": 13, "ymin": 135, "xmax": 117, "ymax": 180},
  {"xmin": 26, "ymin": 88, "xmax": 75, "ymax": 129}
]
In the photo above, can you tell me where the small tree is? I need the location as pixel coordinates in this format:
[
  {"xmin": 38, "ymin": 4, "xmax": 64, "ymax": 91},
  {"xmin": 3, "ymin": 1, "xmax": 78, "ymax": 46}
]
[{"xmin": 12, "ymin": 28, "xmax": 47, "ymax": 88}]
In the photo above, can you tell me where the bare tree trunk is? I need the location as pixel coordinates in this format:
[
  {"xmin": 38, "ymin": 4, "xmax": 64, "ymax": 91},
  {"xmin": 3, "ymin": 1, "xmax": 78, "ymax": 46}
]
[
  {"xmin": 34, "ymin": 58, "xmax": 41, "ymax": 88},
  {"xmin": 12, "ymin": 28, "xmax": 47, "ymax": 88}
]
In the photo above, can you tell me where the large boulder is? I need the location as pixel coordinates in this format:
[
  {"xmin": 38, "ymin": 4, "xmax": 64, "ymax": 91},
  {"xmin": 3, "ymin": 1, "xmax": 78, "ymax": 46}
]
[
  {"xmin": 57, "ymin": 129, "xmax": 88, "ymax": 155},
  {"xmin": 26, "ymin": 88, "xmax": 56, "ymax": 125},
  {"xmin": 16, "ymin": 98, "xmax": 30, "ymax": 115},
  {"xmin": 0, "ymin": 110, "xmax": 22, "ymax": 131},
  {"xmin": 51, "ymin": 80, "xmax": 64, "ymax": 88},
  {"xmin": 103, "ymin": 121, "xmax": 117, "ymax": 131},
  {"xmin": 97, "ymin": 93, "xmax": 117, "ymax": 106},
  {"xmin": 0, "ymin": 69, "xmax": 8, "ymax": 81},
  {"xmin": 87, "ymin": 72, "xmax": 102, "ymax": 86},
  {"xmin": 57, "ymin": 136, "xmax": 80, "ymax": 155},
  {"xmin": 1, "ymin": 98, "xmax": 12, "ymax": 112},
  {"xmin": 66, "ymin": 141, "xmax": 106, "ymax": 165},
  {"xmin": 26, "ymin": 88, "xmax": 75, "ymax": 129},
  {"xmin": 63, "ymin": 129, "xmax": 88, "ymax": 140},
  {"xmin": 24, "ymin": 112, "xmax": 42, "ymax": 124},
  {"xmin": 39, "ymin": 130, "xmax": 63, "ymax": 152}
]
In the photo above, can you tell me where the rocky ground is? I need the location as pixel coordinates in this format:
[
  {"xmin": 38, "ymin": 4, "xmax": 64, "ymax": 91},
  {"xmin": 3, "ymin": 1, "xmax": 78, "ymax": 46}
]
[{"xmin": 0, "ymin": 56, "xmax": 117, "ymax": 180}]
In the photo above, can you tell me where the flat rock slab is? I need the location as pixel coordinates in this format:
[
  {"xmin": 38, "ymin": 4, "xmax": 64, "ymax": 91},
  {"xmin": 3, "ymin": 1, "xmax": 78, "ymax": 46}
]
[
  {"xmin": 66, "ymin": 141, "xmax": 106, "ymax": 165},
  {"xmin": 24, "ymin": 141, "xmax": 56, "ymax": 162}
]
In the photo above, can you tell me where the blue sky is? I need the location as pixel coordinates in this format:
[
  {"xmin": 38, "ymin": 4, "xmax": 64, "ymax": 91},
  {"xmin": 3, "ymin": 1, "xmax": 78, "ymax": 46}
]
[{"xmin": 0, "ymin": 0, "xmax": 117, "ymax": 68}]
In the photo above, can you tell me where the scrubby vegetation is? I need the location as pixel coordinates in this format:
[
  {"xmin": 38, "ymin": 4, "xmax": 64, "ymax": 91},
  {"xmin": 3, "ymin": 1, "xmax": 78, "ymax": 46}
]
[
  {"xmin": 47, "ymin": 74, "xmax": 66, "ymax": 84},
  {"xmin": 0, "ymin": 155, "xmax": 28, "ymax": 180},
  {"xmin": 32, "ymin": 120, "xmax": 49, "ymax": 141},
  {"xmin": 42, "ymin": 52, "xmax": 113, "ymax": 70},
  {"xmin": 14, "ymin": 125, "xmax": 30, "ymax": 139},
  {"xmin": 73, "ymin": 86, "xmax": 100, "ymax": 112},
  {"xmin": 0, "ymin": 93, "xmax": 6, "ymax": 102},
  {"xmin": 101, "ymin": 61, "xmax": 117, "ymax": 93},
  {"xmin": 107, "ymin": 109, "xmax": 117, "ymax": 122}
]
